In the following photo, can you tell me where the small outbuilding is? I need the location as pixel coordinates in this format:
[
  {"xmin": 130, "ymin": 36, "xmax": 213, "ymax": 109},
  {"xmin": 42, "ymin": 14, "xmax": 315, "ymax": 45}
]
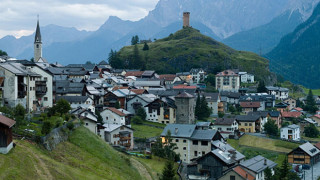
[{"xmin": 0, "ymin": 115, "xmax": 16, "ymax": 154}]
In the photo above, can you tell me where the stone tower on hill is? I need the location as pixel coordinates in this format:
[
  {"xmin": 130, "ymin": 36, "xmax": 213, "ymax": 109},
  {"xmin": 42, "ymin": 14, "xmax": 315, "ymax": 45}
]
[
  {"xmin": 175, "ymin": 92, "xmax": 195, "ymax": 124},
  {"xmin": 183, "ymin": 12, "xmax": 190, "ymax": 27},
  {"xmin": 34, "ymin": 18, "xmax": 42, "ymax": 62}
]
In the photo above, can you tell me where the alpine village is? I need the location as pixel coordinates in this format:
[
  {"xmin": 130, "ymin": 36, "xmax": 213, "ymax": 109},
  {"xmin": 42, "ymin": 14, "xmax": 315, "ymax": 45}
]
[{"xmin": 2, "ymin": 2, "xmax": 320, "ymax": 180}]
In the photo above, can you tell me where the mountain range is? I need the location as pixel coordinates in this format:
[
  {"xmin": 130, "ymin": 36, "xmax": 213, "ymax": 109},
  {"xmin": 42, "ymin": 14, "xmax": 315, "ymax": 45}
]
[
  {"xmin": 267, "ymin": 2, "xmax": 320, "ymax": 89},
  {"xmin": 0, "ymin": 0, "xmax": 319, "ymax": 64}
]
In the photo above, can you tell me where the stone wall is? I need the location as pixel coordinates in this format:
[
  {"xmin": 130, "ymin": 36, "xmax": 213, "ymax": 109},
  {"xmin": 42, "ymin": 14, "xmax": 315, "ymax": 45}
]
[{"xmin": 41, "ymin": 121, "xmax": 80, "ymax": 151}]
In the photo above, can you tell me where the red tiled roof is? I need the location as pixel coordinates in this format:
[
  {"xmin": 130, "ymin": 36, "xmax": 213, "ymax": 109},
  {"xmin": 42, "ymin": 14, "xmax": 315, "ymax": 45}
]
[
  {"xmin": 0, "ymin": 115, "xmax": 16, "ymax": 128},
  {"xmin": 240, "ymin": 102, "xmax": 260, "ymax": 108},
  {"xmin": 233, "ymin": 166, "xmax": 255, "ymax": 180},
  {"xmin": 313, "ymin": 114, "xmax": 320, "ymax": 119},
  {"xmin": 130, "ymin": 89, "xmax": 147, "ymax": 95},
  {"xmin": 216, "ymin": 70, "xmax": 238, "ymax": 77},
  {"xmin": 293, "ymin": 107, "xmax": 303, "ymax": 111},
  {"xmin": 106, "ymin": 107, "xmax": 126, "ymax": 116},
  {"xmin": 281, "ymin": 111, "xmax": 302, "ymax": 118},
  {"xmin": 173, "ymin": 85, "xmax": 197, "ymax": 89},
  {"xmin": 125, "ymin": 71, "xmax": 144, "ymax": 77},
  {"xmin": 159, "ymin": 74, "xmax": 176, "ymax": 81},
  {"xmin": 112, "ymin": 86, "xmax": 129, "ymax": 91}
]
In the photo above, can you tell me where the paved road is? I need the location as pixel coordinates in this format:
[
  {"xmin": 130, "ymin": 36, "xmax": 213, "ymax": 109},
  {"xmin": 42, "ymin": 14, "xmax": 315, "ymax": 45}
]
[{"xmin": 301, "ymin": 162, "xmax": 320, "ymax": 180}]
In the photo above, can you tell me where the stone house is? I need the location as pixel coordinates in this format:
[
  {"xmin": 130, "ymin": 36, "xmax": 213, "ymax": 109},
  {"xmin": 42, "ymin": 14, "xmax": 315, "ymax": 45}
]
[
  {"xmin": 80, "ymin": 110, "xmax": 98, "ymax": 134},
  {"xmin": 214, "ymin": 117, "xmax": 238, "ymax": 138},
  {"xmin": 266, "ymin": 86, "xmax": 289, "ymax": 100},
  {"xmin": 126, "ymin": 94, "xmax": 156, "ymax": 114},
  {"xmin": 160, "ymin": 124, "xmax": 224, "ymax": 163},
  {"xmin": 175, "ymin": 92, "xmax": 195, "ymax": 124},
  {"xmin": 240, "ymin": 102, "xmax": 261, "ymax": 114},
  {"xmin": 190, "ymin": 68, "xmax": 206, "ymax": 84},
  {"xmin": 144, "ymin": 98, "xmax": 176, "ymax": 124},
  {"xmin": 283, "ymin": 98, "xmax": 296, "ymax": 110},
  {"xmin": 101, "ymin": 107, "xmax": 131, "ymax": 126},
  {"xmin": 215, "ymin": 70, "xmax": 240, "ymax": 92}
]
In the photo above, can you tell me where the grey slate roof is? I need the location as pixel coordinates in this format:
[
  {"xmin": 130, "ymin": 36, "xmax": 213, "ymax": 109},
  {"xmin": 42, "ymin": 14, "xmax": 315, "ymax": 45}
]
[
  {"xmin": 212, "ymin": 140, "xmax": 245, "ymax": 163},
  {"xmin": 247, "ymin": 111, "xmax": 269, "ymax": 118},
  {"xmin": 240, "ymin": 93, "xmax": 275, "ymax": 102},
  {"xmin": 190, "ymin": 130, "xmax": 218, "ymax": 140},
  {"xmin": 175, "ymin": 92, "xmax": 194, "ymax": 98},
  {"xmin": 215, "ymin": 118, "xmax": 236, "ymax": 125},
  {"xmin": 298, "ymin": 142, "xmax": 320, "ymax": 157},
  {"xmin": 161, "ymin": 124, "xmax": 196, "ymax": 138},
  {"xmin": 220, "ymin": 91, "xmax": 241, "ymax": 99},
  {"xmin": 56, "ymin": 96, "xmax": 91, "ymax": 103},
  {"xmin": 267, "ymin": 111, "xmax": 281, "ymax": 117},
  {"xmin": 202, "ymin": 93, "xmax": 219, "ymax": 102},
  {"xmin": 235, "ymin": 115, "xmax": 260, "ymax": 122},
  {"xmin": 240, "ymin": 155, "xmax": 277, "ymax": 173}
]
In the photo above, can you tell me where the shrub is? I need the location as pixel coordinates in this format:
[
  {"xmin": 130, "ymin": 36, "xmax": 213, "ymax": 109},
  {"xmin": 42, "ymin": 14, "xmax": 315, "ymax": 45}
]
[
  {"xmin": 67, "ymin": 122, "xmax": 74, "ymax": 130},
  {"xmin": 132, "ymin": 116, "xmax": 143, "ymax": 124},
  {"xmin": 42, "ymin": 120, "xmax": 53, "ymax": 135}
]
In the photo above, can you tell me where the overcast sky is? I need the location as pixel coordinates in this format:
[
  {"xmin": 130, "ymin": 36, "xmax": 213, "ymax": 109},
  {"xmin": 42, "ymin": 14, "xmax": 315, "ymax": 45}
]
[{"xmin": 0, "ymin": 0, "xmax": 159, "ymax": 38}]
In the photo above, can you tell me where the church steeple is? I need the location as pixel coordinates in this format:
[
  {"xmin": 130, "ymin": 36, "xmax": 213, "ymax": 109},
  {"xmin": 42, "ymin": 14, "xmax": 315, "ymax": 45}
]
[{"xmin": 34, "ymin": 16, "xmax": 42, "ymax": 62}]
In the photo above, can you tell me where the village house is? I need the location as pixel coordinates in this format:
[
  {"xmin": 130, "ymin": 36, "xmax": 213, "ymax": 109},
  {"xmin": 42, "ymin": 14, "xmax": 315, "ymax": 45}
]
[
  {"xmin": 79, "ymin": 110, "xmax": 98, "ymax": 134},
  {"xmin": 126, "ymin": 94, "xmax": 156, "ymax": 114},
  {"xmin": 202, "ymin": 93, "xmax": 220, "ymax": 116},
  {"xmin": 104, "ymin": 89, "xmax": 136, "ymax": 109},
  {"xmin": 56, "ymin": 96, "xmax": 94, "ymax": 112},
  {"xmin": 100, "ymin": 107, "xmax": 131, "ymax": 126},
  {"xmin": 144, "ymin": 97, "xmax": 176, "ymax": 124},
  {"xmin": 280, "ymin": 124, "xmax": 300, "ymax": 141},
  {"xmin": 160, "ymin": 124, "xmax": 224, "ymax": 163},
  {"xmin": 283, "ymin": 98, "xmax": 296, "ymax": 110},
  {"xmin": 240, "ymin": 102, "xmax": 261, "ymax": 114},
  {"xmin": 288, "ymin": 142, "xmax": 320, "ymax": 165},
  {"xmin": 239, "ymin": 93, "xmax": 275, "ymax": 111},
  {"xmin": 133, "ymin": 79, "xmax": 162, "ymax": 90},
  {"xmin": 218, "ymin": 166, "xmax": 255, "ymax": 180},
  {"xmin": 281, "ymin": 111, "xmax": 303, "ymax": 121},
  {"xmin": 215, "ymin": 70, "xmax": 240, "ymax": 92},
  {"xmin": 240, "ymin": 155, "xmax": 277, "ymax": 180},
  {"xmin": 266, "ymin": 86, "xmax": 289, "ymax": 100},
  {"xmin": 220, "ymin": 91, "xmax": 241, "ymax": 105},
  {"xmin": 238, "ymin": 72, "xmax": 254, "ymax": 83},
  {"xmin": 190, "ymin": 68, "xmax": 206, "ymax": 84},
  {"xmin": 236, "ymin": 115, "xmax": 262, "ymax": 133},
  {"xmin": 274, "ymin": 102, "xmax": 290, "ymax": 112},
  {"xmin": 0, "ymin": 115, "xmax": 16, "ymax": 154},
  {"xmin": 187, "ymin": 140, "xmax": 245, "ymax": 180},
  {"xmin": 214, "ymin": 117, "xmax": 238, "ymax": 138},
  {"xmin": 267, "ymin": 111, "xmax": 282, "ymax": 128},
  {"xmin": 0, "ymin": 62, "xmax": 45, "ymax": 112},
  {"xmin": 159, "ymin": 74, "xmax": 182, "ymax": 85},
  {"xmin": 176, "ymin": 72, "xmax": 192, "ymax": 83},
  {"xmin": 247, "ymin": 111, "xmax": 269, "ymax": 132},
  {"xmin": 99, "ymin": 124, "xmax": 134, "ymax": 150}
]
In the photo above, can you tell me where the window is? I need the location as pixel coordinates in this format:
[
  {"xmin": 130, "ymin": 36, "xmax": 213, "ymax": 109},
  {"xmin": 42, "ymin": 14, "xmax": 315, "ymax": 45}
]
[
  {"xmin": 44, "ymin": 77, "xmax": 47, "ymax": 81},
  {"xmin": 85, "ymin": 123, "xmax": 88, "ymax": 126},
  {"xmin": 193, "ymin": 140, "xmax": 198, "ymax": 145},
  {"xmin": 183, "ymin": 147, "xmax": 186, "ymax": 150},
  {"xmin": 218, "ymin": 127, "xmax": 222, "ymax": 131},
  {"xmin": 30, "ymin": 87, "xmax": 32, "ymax": 91},
  {"xmin": 230, "ymin": 175, "xmax": 235, "ymax": 180},
  {"xmin": 176, "ymin": 139, "xmax": 179, "ymax": 143},
  {"xmin": 245, "ymin": 123, "xmax": 248, "ymax": 126},
  {"xmin": 249, "ymin": 123, "xmax": 252, "ymax": 126},
  {"xmin": 194, "ymin": 151, "xmax": 197, "ymax": 156},
  {"xmin": 183, "ymin": 140, "xmax": 187, "ymax": 143},
  {"xmin": 44, "ymin": 97, "xmax": 48, "ymax": 101},
  {"xmin": 201, "ymin": 141, "xmax": 208, "ymax": 146},
  {"xmin": 202, "ymin": 151, "xmax": 205, "ymax": 155}
]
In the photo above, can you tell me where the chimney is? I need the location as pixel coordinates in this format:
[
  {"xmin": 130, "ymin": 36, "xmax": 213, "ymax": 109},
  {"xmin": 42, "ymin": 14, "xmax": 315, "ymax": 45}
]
[
  {"xmin": 183, "ymin": 12, "xmax": 190, "ymax": 27},
  {"xmin": 175, "ymin": 128, "xmax": 179, "ymax": 134},
  {"xmin": 264, "ymin": 158, "xmax": 267, "ymax": 165}
]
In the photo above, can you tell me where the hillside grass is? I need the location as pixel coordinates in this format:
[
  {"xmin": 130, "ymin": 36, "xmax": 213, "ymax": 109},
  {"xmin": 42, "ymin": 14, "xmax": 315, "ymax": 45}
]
[
  {"xmin": 118, "ymin": 27, "xmax": 271, "ymax": 81},
  {"xmin": 0, "ymin": 127, "xmax": 143, "ymax": 180},
  {"xmin": 228, "ymin": 138, "xmax": 286, "ymax": 167},
  {"xmin": 132, "ymin": 123, "xmax": 164, "ymax": 139}
]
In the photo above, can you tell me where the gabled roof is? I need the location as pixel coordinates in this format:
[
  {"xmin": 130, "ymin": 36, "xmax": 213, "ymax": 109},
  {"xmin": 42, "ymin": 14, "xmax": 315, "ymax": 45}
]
[
  {"xmin": 98, "ymin": 60, "xmax": 108, "ymax": 65},
  {"xmin": 159, "ymin": 74, "xmax": 176, "ymax": 81},
  {"xmin": 215, "ymin": 118, "xmax": 236, "ymax": 126},
  {"xmin": 173, "ymin": 85, "xmax": 197, "ymax": 90},
  {"xmin": 103, "ymin": 124, "xmax": 133, "ymax": 132},
  {"xmin": 216, "ymin": 70, "xmax": 238, "ymax": 76},
  {"xmin": 175, "ymin": 92, "xmax": 194, "ymax": 98},
  {"xmin": 104, "ymin": 107, "xmax": 126, "ymax": 117},
  {"xmin": 161, "ymin": 124, "xmax": 196, "ymax": 138},
  {"xmin": 112, "ymin": 89, "xmax": 136, "ymax": 97},
  {"xmin": 281, "ymin": 111, "xmax": 302, "ymax": 118},
  {"xmin": 248, "ymin": 111, "xmax": 269, "ymax": 118},
  {"xmin": 0, "ymin": 115, "xmax": 16, "ymax": 128},
  {"xmin": 125, "ymin": 71, "xmax": 144, "ymax": 77},
  {"xmin": 220, "ymin": 91, "xmax": 241, "ymax": 99},
  {"xmin": 233, "ymin": 166, "xmax": 255, "ymax": 180},
  {"xmin": 211, "ymin": 140, "xmax": 245, "ymax": 164},
  {"xmin": 142, "ymin": 70, "xmax": 155, "ymax": 77},
  {"xmin": 267, "ymin": 111, "xmax": 281, "ymax": 117},
  {"xmin": 297, "ymin": 142, "xmax": 320, "ymax": 157},
  {"xmin": 236, "ymin": 115, "xmax": 260, "ymax": 122},
  {"xmin": 56, "ymin": 96, "xmax": 91, "ymax": 103},
  {"xmin": 240, "ymin": 102, "xmax": 260, "ymax": 108},
  {"xmin": 130, "ymin": 89, "xmax": 148, "ymax": 95},
  {"xmin": 275, "ymin": 102, "xmax": 289, "ymax": 108},
  {"xmin": 190, "ymin": 130, "xmax": 218, "ymax": 140},
  {"xmin": 202, "ymin": 92, "xmax": 219, "ymax": 102},
  {"xmin": 240, "ymin": 155, "xmax": 277, "ymax": 173}
]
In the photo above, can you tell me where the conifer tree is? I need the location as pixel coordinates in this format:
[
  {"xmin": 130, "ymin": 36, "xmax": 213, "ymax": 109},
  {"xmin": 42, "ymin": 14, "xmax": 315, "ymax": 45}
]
[
  {"xmin": 160, "ymin": 161, "xmax": 176, "ymax": 180},
  {"xmin": 305, "ymin": 89, "xmax": 318, "ymax": 113},
  {"xmin": 195, "ymin": 93, "xmax": 201, "ymax": 119},
  {"xmin": 142, "ymin": 42, "xmax": 149, "ymax": 51}
]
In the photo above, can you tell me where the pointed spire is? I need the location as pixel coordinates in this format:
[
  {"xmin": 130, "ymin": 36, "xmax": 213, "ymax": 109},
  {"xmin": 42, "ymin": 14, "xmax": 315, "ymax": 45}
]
[{"xmin": 34, "ymin": 15, "xmax": 41, "ymax": 43}]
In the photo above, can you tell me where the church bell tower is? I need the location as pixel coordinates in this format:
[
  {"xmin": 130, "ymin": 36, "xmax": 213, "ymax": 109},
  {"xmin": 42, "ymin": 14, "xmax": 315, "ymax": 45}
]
[{"xmin": 34, "ymin": 17, "xmax": 42, "ymax": 62}]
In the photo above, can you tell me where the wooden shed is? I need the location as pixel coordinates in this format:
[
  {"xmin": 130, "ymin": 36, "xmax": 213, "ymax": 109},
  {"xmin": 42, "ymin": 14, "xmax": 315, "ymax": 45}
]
[
  {"xmin": 288, "ymin": 142, "xmax": 320, "ymax": 165},
  {"xmin": 0, "ymin": 114, "xmax": 16, "ymax": 154}
]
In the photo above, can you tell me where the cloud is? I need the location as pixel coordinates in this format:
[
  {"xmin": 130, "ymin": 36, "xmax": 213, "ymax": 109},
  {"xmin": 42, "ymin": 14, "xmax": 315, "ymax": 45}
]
[{"xmin": 0, "ymin": 0, "xmax": 159, "ymax": 38}]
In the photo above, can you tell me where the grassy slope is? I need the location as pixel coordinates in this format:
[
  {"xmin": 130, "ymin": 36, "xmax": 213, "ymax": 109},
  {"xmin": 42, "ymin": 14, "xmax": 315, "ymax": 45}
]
[
  {"xmin": 118, "ymin": 27, "xmax": 271, "ymax": 81},
  {"xmin": 132, "ymin": 124, "xmax": 164, "ymax": 139},
  {"xmin": 0, "ymin": 127, "xmax": 142, "ymax": 180}
]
